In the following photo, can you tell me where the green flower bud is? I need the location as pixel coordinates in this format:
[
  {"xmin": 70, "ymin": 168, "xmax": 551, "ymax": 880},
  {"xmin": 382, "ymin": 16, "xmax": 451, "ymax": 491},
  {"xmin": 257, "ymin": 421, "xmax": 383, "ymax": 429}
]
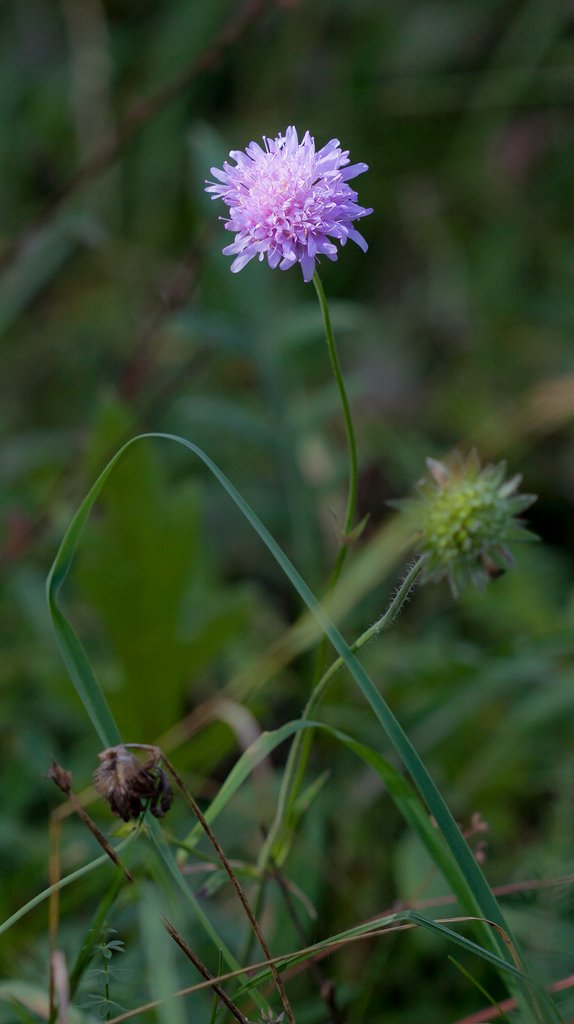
[{"xmin": 396, "ymin": 452, "xmax": 537, "ymax": 596}]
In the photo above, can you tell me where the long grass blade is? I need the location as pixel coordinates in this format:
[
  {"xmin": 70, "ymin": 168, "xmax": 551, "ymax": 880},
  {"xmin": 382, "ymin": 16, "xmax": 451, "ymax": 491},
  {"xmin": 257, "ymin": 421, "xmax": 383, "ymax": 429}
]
[
  {"xmin": 236, "ymin": 908, "xmax": 533, "ymax": 996},
  {"xmin": 46, "ymin": 432, "xmax": 558, "ymax": 1022},
  {"xmin": 182, "ymin": 718, "xmax": 463, "ymax": 897},
  {"xmin": 0, "ymin": 836, "xmax": 137, "ymax": 937},
  {"xmin": 45, "ymin": 447, "xmax": 249, "ymax": 985}
]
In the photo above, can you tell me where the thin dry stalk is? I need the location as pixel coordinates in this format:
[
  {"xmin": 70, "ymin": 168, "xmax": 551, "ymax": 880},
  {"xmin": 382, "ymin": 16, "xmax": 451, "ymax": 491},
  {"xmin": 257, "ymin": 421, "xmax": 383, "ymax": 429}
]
[
  {"xmin": 48, "ymin": 814, "xmax": 62, "ymax": 1016},
  {"xmin": 161, "ymin": 753, "xmax": 296, "ymax": 1024},
  {"xmin": 105, "ymin": 913, "xmax": 528, "ymax": 1024},
  {"xmin": 452, "ymin": 972, "xmax": 574, "ymax": 1024},
  {"xmin": 46, "ymin": 760, "xmax": 134, "ymax": 882},
  {"xmin": 162, "ymin": 916, "xmax": 248, "ymax": 1024},
  {"xmin": 270, "ymin": 861, "xmax": 342, "ymax": 1024},
  {"xmin": 51, "ymin": 950, "xmax": 70, "ymax": 1024},
  {"xmin": 380, "ymin": 870, "xmax": 574, "ymax": 916}
]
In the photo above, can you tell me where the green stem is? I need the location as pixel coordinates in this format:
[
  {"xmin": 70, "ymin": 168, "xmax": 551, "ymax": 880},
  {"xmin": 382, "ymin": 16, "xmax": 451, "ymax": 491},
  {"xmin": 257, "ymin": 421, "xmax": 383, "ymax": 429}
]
[
  {"xmin": 259, "ymin": 555, "xmax": 428, "ymax": 870},
  {"xmin": 312, "ymin": 270, "xmax": 359, "ymax": 587},
  {"xmin": 311, "ymin": 268, "xmax": 362, "ymax": 711},
  {"xmin": 242, "ymin": 559, "xmax": 426, "ymax": 966}
]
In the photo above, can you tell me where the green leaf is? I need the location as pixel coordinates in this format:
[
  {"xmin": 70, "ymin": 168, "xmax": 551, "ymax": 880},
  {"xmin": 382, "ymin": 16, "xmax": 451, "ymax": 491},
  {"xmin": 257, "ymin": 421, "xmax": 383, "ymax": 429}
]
[
  {"xmin": 139, "ymin": 885, "xmax": 188, "ymax": 1024},
  {"xmin": 45, "ymin": 432, "xmax": 558, "ymax": 1022},
  {"xmin": 76, "ymin": 401, "xmax": 256, "ymax": 738},
  {"xmin": 181, "ymin": 718, "xmax": 465, "ymax": 901},
  {"xmin": 0, "ymin": 835, "xmax": 137, "ymax": 938},
  {"xmin": 236, "ymin": 908, "xmax": 534, "ymax": 997}
]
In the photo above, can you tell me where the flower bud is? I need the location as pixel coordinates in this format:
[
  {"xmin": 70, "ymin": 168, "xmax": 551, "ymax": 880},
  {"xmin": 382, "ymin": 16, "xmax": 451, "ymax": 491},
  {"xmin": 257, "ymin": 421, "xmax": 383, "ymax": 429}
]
[{"xmin": 396, "ymin": 452, "xmax": 537, "ymax": 596}]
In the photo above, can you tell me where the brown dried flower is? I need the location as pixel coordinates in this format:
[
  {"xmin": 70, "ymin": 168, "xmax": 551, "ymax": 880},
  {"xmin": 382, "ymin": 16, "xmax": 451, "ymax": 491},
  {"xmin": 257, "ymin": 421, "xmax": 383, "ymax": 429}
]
[{"xmin": 93, "ymin": 745, "xmax": 173, "ymax": 822}]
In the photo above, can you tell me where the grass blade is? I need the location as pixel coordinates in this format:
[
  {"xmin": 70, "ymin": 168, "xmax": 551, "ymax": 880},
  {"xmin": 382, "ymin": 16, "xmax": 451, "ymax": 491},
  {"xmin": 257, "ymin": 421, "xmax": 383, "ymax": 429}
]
[
  {"xmin": 236, "ymin": 910, "xmax": 535, "ymax": 998},
  {"xmin": 0, "ymin": 836, "xmax": 137, "ymax": 938},
  {"xmin": 46, "ymin": 432, "xmax": 558, "ymax": 1022}
]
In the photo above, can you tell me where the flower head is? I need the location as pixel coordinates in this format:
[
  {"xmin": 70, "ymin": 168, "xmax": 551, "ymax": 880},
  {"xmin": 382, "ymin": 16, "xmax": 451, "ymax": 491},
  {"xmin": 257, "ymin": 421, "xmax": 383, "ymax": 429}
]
[
  {"xmin": 397, "ymin": 452, "xmax": 537, "ymax": 596},
  {"xmin": 93, "ymin": 745, "xmax": 173, "ymax": 822},
  {"xmin": 205, "ymin": 126, "xmax": 372, "ymax": 282}
]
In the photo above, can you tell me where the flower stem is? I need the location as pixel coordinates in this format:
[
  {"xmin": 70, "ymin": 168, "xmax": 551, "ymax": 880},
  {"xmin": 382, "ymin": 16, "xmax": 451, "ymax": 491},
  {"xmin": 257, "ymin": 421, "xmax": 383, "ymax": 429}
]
[
  {"xmin": 312, "ymin": 270, "xmax": 359, "ymax": 587},
  {"xmin": 258, "ymin": 555, "xmax": 427, "ymax": 870},
  {"xmin": 312, "ymin": 268, "xmax": 361, "ymax": 702},
  {"xmin": 247, "ymin": 292, "xmax": 409, "ymax": 964}
]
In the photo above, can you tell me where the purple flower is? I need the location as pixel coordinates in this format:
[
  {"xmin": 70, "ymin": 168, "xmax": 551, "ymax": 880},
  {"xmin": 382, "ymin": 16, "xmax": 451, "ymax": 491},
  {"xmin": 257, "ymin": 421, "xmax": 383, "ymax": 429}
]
[{"xmin": 205, "ymin": 126, "xmax": 373, "ymax": 283}]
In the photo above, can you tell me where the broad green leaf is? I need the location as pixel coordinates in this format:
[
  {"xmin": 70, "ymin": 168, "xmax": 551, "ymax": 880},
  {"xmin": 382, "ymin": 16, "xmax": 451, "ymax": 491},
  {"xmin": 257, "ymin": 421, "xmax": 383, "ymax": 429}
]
[{"xmin": 77, "ymin": 401, "xmax": 255, "ymax": 738}]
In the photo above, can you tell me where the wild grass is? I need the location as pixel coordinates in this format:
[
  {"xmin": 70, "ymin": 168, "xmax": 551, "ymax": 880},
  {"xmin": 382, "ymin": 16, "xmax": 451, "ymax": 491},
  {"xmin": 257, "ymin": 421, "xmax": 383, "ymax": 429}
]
[{"xmin": 2, "ymin": 2, "xmax": 574, "ymax": 1023}]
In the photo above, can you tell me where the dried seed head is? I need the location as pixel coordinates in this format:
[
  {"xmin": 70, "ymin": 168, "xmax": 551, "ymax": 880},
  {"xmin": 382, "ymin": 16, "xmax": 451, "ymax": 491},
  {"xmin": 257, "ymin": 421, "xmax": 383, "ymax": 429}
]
[
  {"xmin": 46, "ymin": 759, "xmax": 73, "ymax": 795},
  {"xmin": 93, "ymin": 745, "xmax": 173, "ymax": 822}
]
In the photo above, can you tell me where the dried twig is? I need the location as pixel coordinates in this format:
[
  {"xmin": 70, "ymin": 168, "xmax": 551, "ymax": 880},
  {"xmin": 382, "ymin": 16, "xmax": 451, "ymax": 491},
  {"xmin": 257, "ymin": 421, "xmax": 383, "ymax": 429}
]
[
  {"xmin": 161, "ymin": 752, "xmax": 296, "ymax": 1024},
  {"xmin": 270, "ymin": 860, "xmax": 343, "ymax": 1024},
  {"xmin": 162, "ymin": 915, "xmax": 248, "ymax": 1024},
  {"xmin": 46, "ymin": 759, "xmax": 134, "ymax": 882},
  {"xmin": 104, "ymin": 912, "xmax": 551, "ymax": 1024},
  {"xmin": 51, "ymin": 950, "xmax": 70, "ymax": 1024}
]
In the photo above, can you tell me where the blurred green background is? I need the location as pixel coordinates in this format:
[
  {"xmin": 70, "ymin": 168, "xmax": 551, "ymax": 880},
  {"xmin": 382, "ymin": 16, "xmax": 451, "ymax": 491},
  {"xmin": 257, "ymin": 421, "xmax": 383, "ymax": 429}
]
[{"xmin": 2, "ymin": 1, "xmax": 574, "ymax": 1021}]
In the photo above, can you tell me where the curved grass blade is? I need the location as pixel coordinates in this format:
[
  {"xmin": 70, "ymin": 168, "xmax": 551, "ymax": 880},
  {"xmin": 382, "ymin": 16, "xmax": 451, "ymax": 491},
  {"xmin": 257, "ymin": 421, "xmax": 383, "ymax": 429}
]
[
  {"xmin": 182, "ymin": 719, "xmax": 460, "ymax": 897},
  {"xmin": 45, "ymin": 449, "xmax": 249, "ymax": 986},
  {"xmin": 46, "ymin": 433, "xmax": 558, "ymax": 1022},
  {"xmin": 236, "ymin": 909, "xmax": 533, "ymax": 997},
  {"xmin": 0, "ymin": 835, "xmax": 137, "ymax": 937},
  {"xmin": 449, "ymin": 957, "xmax": 513, "ymax": 1024}
]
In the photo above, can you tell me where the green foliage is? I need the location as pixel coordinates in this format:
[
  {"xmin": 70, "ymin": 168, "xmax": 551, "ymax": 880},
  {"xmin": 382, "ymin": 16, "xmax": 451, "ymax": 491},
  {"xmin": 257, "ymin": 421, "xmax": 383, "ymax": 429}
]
[
  {"xmin": 3, "ymin": 1, "xmax": 574, "ymax": 1022},
  {"xmin": 76, "ymin": 402, "xmax": 257, "ymax": 738},
  {"xmin": 43, "ymin": 435, "xmax": 560, "ymax": 1022}
]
